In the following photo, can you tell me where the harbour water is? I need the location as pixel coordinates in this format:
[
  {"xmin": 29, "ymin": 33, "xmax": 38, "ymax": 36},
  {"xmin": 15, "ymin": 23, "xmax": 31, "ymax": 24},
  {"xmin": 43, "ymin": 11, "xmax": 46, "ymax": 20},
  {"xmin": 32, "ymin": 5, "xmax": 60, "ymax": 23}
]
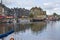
[{"xmin": 0, "ymin": 21, "xmax": 60, "ymax": 40}]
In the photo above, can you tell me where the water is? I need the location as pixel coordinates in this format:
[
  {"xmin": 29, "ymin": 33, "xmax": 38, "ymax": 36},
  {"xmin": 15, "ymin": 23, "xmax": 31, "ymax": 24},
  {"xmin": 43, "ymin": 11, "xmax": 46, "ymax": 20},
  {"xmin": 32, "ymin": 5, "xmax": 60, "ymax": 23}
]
[
  {"xmin": 0, "ymin": 21, "xmax": 60, "ymax": 40},
  {"xmin": 0, "ymin": 23, "xmax": 14, "ymax": 34},
  {"xmin": 0, "ymin": 23, "xmax": 14, "ymax": 40}
]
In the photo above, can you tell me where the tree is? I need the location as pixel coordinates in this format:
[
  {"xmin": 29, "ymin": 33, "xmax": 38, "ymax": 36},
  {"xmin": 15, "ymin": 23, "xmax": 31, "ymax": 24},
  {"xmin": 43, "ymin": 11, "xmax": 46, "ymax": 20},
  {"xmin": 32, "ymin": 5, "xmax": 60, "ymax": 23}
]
[
  {"xmin": 53, "ymin": 13, "xmax": 58, "ymax": 17},
  {"xmin": 29, "ymin": 13, "xmax": 34, "ymax": 18}
]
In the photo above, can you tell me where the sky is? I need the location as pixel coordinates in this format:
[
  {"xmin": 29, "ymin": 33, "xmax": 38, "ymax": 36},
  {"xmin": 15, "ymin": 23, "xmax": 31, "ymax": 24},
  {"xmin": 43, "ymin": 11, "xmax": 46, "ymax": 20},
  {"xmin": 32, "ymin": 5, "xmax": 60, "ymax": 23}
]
[{"xmin": 1, "ymin": 0, "xmax": 60, "ymax": 15}]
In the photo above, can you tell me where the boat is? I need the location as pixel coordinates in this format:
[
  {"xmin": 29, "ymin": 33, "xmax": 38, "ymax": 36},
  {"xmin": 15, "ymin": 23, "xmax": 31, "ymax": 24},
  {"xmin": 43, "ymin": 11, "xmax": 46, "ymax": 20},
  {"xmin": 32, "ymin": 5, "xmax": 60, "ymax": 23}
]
[
  {"xmin": 0, "ymin": 30, "xmax": 14, "ymax": 38},
  {"xmin": 31, "ymin": 18, "xmax": 46, "ymax": 22}
]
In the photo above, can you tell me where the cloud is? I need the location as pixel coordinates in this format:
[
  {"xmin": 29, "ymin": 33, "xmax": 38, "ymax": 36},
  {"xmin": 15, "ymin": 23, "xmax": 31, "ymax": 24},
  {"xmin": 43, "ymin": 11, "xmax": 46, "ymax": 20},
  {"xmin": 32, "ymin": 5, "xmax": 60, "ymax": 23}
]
[
  {"xmin": 3, "ymin": 0, "xmax": 17, "ymax": 8},
  {"xmin": 2, "ymin": 0, "xmax": 60, "ymax": 15},
  {"xmin": 43, "ymin": 2, "xmax": 60, "ymax": 14},
  {"xmin": 53, "ymin": 8, "xmax": 60, "ymax": 14},
  {"xmin": 43, "ymin": 2, "xmax": 60, "ymax": 10},
  {"xmin": 3, "ymin": 0, "xmax": 37, "ymax": 8},
  {"xmin": 53, "ymin": 8, "xmax": 60, "ymax": 11},
  {"xmin": 43, "ymin": 2, "xmax": 52, "ymax": 6}
]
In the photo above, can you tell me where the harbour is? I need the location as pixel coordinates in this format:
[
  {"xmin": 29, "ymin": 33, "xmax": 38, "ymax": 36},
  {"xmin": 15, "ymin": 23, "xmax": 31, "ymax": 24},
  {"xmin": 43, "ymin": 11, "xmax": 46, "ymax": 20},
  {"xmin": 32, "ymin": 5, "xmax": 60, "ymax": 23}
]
[
  {"xmin": 0, "ymin": 0, "xmax": 60, "ymax": 40},
  {"xmin": 0, "ymin": 21, "xmax": 60, "ymax": 40}
]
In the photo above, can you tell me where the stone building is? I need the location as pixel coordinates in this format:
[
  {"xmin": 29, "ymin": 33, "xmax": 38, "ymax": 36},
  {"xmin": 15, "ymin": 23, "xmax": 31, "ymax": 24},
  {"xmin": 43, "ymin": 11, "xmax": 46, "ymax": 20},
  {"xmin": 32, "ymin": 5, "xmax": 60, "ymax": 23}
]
[
  {"xmin": 0, "ymin": 3, "xmax": 5, "ymax": 16},
  {"xmin": 30, "ymin": 7, "xmax": 46, "ymax": 19},
  {"xmin": 0, "ymin": 1, "xmax": 13, "ymax": 16},
  {"xmin": 11, "ymin": 8, "xmax": 30, "ymax": 18}
]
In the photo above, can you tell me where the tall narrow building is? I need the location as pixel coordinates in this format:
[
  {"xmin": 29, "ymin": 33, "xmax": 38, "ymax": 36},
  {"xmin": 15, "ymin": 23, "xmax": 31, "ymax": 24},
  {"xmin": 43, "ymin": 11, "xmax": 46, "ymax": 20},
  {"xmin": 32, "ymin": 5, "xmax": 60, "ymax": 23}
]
[{"xmin": 0, "ymin": 0, "xmax": 5, "ymax": 16}]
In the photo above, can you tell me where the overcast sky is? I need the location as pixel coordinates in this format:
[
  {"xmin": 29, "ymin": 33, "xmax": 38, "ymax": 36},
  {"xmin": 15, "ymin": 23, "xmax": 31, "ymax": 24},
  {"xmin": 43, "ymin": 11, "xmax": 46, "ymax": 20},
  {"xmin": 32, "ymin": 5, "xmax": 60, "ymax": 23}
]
[{"xmin": 1, "ymin": 0, "xmax": 60, "ymax": 15}]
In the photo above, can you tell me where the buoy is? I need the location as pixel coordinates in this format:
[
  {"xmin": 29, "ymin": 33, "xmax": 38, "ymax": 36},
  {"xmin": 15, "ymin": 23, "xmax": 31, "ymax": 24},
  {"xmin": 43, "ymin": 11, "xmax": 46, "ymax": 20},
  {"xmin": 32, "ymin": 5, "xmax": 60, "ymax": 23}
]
[{"xmin": 10, "ymin": 38, "xmax": 14, "ymax": 40}]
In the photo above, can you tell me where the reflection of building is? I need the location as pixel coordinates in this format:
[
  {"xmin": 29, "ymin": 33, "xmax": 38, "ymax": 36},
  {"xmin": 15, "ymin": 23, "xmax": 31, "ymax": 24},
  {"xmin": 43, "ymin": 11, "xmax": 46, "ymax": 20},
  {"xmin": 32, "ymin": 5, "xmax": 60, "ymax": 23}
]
[
  {"xmin": 14, "ymin": 22, "xmax": 47, "ymax": 33},
  {"xmin": 0, "ymin": 24, "xmax": 6, "ymax": 34},
  {"xmin": 0, "ymin": 24, "xmax": 14, "ymax": 34},
  {"xmin": 30, "ymin": 7, "xmax": 46, "ymax": 19},
  {"xmin": 31, "ymin": 22, "xmax": 47, "ymax": 32}
]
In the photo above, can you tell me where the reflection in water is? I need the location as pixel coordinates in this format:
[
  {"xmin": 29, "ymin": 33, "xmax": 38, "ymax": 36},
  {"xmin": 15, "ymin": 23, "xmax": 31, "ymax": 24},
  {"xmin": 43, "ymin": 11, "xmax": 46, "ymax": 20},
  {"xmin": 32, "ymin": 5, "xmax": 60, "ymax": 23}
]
[
  {"xmin": 30, "ymin": 22, "xmax": 47, "ymax": 34},
  {"xmin": 1, "ymin": 21, "xmax": 60, "ymax": 40},
  {"xmin": 14, "ymin": 24, "xmax": 31, "ymax": 33},
  {"xmin": 14, "ymin": 21, "xmax": 47, "ymax": 34},
  {"xmin": 0, "ymin": 23, "xmax": 14, "ymax": 34},
  {"xmin": 13, "ymin": 21, "xmax": 60, "ymax": 40}
]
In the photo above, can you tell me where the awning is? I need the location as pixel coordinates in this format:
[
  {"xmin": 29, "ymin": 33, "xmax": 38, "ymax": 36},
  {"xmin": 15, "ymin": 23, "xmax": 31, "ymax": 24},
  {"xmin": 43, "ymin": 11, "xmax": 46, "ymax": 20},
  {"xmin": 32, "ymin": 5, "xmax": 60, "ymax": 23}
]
[
  {"xmin": 6, "ymin": 16, "xmax": 14, "ymax": 19},
  {"xmin": 0, "ymin": 16, "xmax": 5, "ymax": 19}
]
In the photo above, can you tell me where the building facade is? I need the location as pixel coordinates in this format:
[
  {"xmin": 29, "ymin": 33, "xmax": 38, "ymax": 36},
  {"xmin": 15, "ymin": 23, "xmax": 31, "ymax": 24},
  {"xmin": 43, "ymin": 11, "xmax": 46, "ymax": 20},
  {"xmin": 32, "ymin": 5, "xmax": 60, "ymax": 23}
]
[
  {"xmin": 11, "ymin": 8, "xmax": 30, "ymax": 18},
  {"xmin": 0, "ymin": 3, "xmax": 5, "ymax": 16},
  {"xmin": 0, "ymin": 3, "xmax": 13, "ymax": 16},
  {"xmin": 30, "ymin": 7, "xmax": 46, "ymax": 19}
]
